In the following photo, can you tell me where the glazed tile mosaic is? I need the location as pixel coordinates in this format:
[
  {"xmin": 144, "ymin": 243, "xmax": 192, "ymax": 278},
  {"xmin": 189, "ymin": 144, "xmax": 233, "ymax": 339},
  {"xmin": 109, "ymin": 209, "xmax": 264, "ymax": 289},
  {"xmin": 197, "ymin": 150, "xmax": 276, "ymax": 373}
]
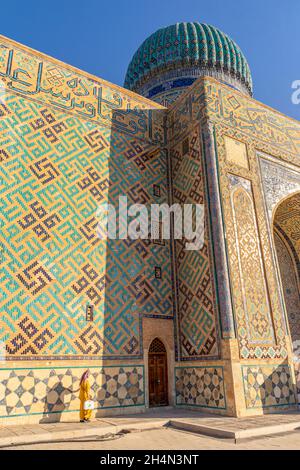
[
  {"xmin": 170, "ymin": 125, "xmax": 219, "ymax": 360},
  {"xmin": 124, "ymin": 22, "xmax": 252, "ymax": 102},
  {"xmin": 0, "ymin": 38, "xmax": 166, "ymax": 145},
  {"xmin": 1, "ymin": 25, "xmax": 300, "ymax": 423},
  {"xmin": 175, "ymin": 367, "xmax": 226, "ymax": 409},
  {"xmin": 228, "ymin": 175, "xmax": 275, "ymax": 346},
  {"xmin": 167, "ymin": 78, "xmax": 300, "ymax": 158},
  {"xmin": 0, "ymin": 366, "xmax": 144, "ymax": 418},
  {"xmin": 242, "ymin": 365, "xmax": 296, "ymax": 409},
  {"xmin": 168, "ymin": 82, "xmax": 290, "ymax": 360},
  {"xmin": 0, "ymin": 59, "xmax": 172, "ymax": 360}
]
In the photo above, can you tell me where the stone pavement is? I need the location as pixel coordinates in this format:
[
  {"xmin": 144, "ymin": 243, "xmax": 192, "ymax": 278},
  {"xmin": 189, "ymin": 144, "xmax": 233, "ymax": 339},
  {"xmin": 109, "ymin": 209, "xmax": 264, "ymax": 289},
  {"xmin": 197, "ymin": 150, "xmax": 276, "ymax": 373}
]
[
  {"xmin": 1, "ymin": 408, "xmax": 300, "ymax": 448},
  {"xmin": 3, "ymin": 427, "xmax": 300, "ymax": 450}
]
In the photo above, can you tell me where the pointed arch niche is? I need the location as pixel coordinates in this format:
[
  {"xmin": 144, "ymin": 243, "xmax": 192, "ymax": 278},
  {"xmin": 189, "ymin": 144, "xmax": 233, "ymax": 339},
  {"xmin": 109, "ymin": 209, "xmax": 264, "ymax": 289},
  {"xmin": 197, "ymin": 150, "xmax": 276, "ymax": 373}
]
[{"xmin": 273, "ymin": 192, "xmax": 300, "ymax": 357}]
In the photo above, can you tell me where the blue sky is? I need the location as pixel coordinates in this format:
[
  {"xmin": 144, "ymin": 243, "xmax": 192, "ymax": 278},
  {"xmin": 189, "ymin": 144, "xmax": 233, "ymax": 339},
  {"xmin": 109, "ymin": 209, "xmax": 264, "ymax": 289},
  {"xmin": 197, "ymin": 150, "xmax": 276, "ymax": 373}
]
[{"xmin": 2, "ymin": 0, "xmax": 299, "ymax": 119}]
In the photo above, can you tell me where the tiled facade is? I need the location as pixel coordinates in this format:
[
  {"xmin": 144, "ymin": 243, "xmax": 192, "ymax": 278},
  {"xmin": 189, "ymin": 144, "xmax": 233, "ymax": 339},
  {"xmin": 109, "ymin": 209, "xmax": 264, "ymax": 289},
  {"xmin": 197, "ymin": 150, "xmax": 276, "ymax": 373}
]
[{"xmin": 0, "ymin": 33, "xmax": 300, "ymax": 424}]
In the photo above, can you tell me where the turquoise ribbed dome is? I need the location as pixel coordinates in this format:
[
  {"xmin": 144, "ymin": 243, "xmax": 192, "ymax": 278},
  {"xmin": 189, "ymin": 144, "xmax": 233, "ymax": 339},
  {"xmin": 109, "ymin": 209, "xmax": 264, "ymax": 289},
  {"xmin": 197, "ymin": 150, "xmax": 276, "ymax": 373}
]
[{"xmin": 124, "ymin": 22, "xmax": 252, "ymax": 98}]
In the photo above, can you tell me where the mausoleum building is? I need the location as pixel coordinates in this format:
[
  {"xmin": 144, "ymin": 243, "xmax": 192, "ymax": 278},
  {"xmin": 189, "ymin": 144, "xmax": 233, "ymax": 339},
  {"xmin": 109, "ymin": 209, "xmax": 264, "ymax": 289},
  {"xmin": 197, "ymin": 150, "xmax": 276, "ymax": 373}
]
[{"xmin": 0, "ymin": 22, "xmax": 300, "ymax": 424}]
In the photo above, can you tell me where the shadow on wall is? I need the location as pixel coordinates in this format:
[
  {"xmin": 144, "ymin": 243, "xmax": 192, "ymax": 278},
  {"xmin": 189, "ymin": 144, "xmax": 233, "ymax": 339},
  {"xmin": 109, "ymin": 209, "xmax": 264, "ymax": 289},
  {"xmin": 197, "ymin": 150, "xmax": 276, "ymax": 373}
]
[
  {"xmin": 242, "ymin": 363, "xmax": 298, "ymax": 414},
  {"xmin": 40, "ymin": 382, "xmax": 77, "ymax": 423},
  {"xmin": 294, "ymin": 362, "xmax": 300, "ymax": 406},
  {"xmin": 97, "ymin": 106, "xmax": 171, "ymax": 364},
  {"xmin": 38, "ymin": 106, "xmax": 169, "ymax": 422}
]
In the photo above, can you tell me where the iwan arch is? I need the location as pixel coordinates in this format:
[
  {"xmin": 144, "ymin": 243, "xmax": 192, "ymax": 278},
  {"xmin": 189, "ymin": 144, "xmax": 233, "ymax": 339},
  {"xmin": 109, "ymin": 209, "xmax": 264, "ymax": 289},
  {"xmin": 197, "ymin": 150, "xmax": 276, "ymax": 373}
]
[{"xmin": 0, "ymin": 22, "xmax": 300, "ymax": 425}]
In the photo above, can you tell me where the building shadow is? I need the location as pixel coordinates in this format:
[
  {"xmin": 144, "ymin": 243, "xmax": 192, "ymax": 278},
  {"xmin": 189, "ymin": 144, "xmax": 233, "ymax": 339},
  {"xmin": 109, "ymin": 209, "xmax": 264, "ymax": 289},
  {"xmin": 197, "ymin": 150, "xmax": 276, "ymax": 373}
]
[
  {"xmin": 246, "ymin": 362, "xmax": 299, "ymax": 416},
  {"xmin": 39, "ymin": 382, "xmax": 76, "ymax": 423}
]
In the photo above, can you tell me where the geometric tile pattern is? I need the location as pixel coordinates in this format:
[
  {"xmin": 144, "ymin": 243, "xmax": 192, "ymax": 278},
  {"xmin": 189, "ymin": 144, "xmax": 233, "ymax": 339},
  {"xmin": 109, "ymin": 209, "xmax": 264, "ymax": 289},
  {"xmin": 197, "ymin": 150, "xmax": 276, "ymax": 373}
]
[
  {"xmin": 0, "ymin": 33, "xmax": 299, "ymax": 422},
  {"xmin": 211, "ymin": 90, "xmax": 293, "ymax": 360},
  {"xmin": 167, "ymin": 77, "xmax": 293, "ymax": 360},
  {"xmin": 0, "ymin": 38, "xmax": 172, "ymax": 360},
  {"xmin": 0, "ymin": 366, "xmax": 144, "ymax": 418},
  {"xmin": 242, "ymin": 365, "xmax": 296, "ymax": 409},
  {"xmin": 228, "ymin": 175, "xmax": 275, "ymax": 348},
  {"xmin": 221, "ymin": 167, "xmax": 288, "ymax": 360},
  {"xmin": 170, "ymin": 126, "xmax": 219, "ymax": 359},
  {"xmin": 175, "ymin": 367, "xmax": 226, "ymax": 409},
  {"xmin": 201, "ymin": 123, "xmax": 236, "ymax": 339}
]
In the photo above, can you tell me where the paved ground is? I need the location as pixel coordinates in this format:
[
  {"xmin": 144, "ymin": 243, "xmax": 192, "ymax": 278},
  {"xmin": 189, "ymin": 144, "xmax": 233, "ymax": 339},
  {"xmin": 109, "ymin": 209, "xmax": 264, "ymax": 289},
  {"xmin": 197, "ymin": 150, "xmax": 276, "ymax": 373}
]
[
  {"xmin": 1, "ymin": 408, "xmax": 300, "ymax": 449},
  {"xmin": 2, "ymin": 427, "xmax": 300, "ymax": 450}
]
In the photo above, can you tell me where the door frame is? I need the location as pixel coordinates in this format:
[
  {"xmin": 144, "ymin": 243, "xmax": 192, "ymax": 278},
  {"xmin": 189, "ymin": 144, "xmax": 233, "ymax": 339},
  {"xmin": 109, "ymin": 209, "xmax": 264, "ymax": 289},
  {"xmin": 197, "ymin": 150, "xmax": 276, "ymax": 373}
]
[
  {"xmin": 146, "ymin": 337, "xmax": 170, "ymax": 408},
  {"xmin": 148, "ymin": 345, "xmax": 169, "ymax": 407},
  {"xmin": 143, "ymin": 317, "xmax": 176, "ymax": 408}
]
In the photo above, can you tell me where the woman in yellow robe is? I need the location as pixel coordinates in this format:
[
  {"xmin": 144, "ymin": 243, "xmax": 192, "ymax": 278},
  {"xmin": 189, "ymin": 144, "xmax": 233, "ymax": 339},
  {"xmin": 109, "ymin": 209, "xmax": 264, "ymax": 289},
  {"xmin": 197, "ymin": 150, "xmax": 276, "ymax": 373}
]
[{"xmin": 79, "ymin": 370, "xmax": 92, "ymax": 422}]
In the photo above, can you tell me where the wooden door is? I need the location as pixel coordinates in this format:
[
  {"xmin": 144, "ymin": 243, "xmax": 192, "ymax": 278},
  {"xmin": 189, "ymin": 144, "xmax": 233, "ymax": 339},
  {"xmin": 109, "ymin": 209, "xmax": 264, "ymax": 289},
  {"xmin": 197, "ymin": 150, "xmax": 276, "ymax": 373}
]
[{"xmin": 148, "ymin": 339, "xmax": 168, "ymax": 407}]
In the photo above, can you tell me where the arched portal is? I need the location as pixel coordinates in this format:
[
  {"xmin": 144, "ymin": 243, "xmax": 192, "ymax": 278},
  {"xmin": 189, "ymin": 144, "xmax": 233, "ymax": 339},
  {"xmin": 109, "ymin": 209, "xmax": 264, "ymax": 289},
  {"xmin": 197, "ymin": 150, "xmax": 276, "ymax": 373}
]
[
  {"xmin": 148, "ymin": 338, "xmax": 168, "ymax": 407},
  {"xmin": 273, "ymin": 193, "xmax": 300, "ymax": 359}
]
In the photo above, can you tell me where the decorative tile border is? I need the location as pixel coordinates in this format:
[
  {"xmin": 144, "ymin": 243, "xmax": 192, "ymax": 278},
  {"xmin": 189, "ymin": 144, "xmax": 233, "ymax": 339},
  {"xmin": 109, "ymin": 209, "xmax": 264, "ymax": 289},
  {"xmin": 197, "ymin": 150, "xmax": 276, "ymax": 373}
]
[
  {"xmin": 0, "ymin": 365, "xmax": 144, "ymax": 419},
  {"xmin": 0, "ymin": 35, "xmax": 166, "ymax": 145}
]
